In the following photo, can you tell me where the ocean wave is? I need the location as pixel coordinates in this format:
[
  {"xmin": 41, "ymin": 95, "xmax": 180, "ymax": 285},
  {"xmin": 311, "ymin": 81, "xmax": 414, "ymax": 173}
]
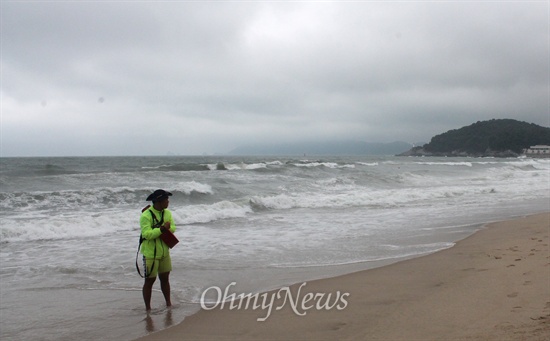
[
  {"xmin": 222, "ymin": 162, "xmax": 268, "ymax": 171},
  {"xmin": 3, "ymin": 163, "xmax": 82, "ymax": 177},
  {"xmin": 139, "ymin": 162, "xmax": 213, "ymax": 172},
  {"xmin": 252, "ymin": 189, "xmax": 400, "ymax": 210},
  {"xmin": 133, "ymin": 158, "xmax": 549, "ymax": 175},
  {"xmin": 172, "ymin": 201, "xmax": 252, "ymax": 225},
  {"xmin": 206, "ymin": 160, "xmax": 285, "ymax": 171},
  {"xmin": 245, "ymin": 182, "xmax": 522, "ymax": 212},
  {"xmin": 415, "ymin": 161, "xmax": 473, "ymax": 167},
  {"xmin": 140, "ymin": 160, "xmax": 288, "ymax": 172},
  {"xmin": 2, "ymin": 156, "xmax": 548, "ymax": 243},
  {"xmin": 290, "ymin": 161, "xmax": 355, "ymax": 169},
  {"xmin": 173, "ymin": 181, "xmax": 213, "ymax": 195},
  {"xmin": 0, "ymin": 210, "xmax": 137, "ymax": 243},
  {"xmin": 140, "ymin": 164, "xmax": 174, "ymax": 170},
  {"xmin": 0, "ymin": 181, "xmax": 214, "ymax": 213},
  {"xmin": 0, "ymin": 187, "xmax": 140, "ymax": 211}
]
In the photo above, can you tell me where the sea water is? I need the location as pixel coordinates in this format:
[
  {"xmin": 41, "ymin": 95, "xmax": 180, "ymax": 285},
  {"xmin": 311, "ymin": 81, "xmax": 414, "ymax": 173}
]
[{"xmin": 1, "ymin": 155, "xmax": 548, "ymax": 340}]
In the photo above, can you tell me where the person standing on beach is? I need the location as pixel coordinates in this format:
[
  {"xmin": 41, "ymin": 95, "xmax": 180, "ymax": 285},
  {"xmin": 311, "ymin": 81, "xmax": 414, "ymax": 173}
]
[{"xmin": 141, "ymin": 189, "xmax": 176, "ymax": 311}]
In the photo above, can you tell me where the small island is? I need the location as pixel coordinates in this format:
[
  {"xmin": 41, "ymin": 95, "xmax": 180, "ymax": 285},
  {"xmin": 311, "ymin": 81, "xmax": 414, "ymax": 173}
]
[{"xmin": 399, "ymin": 119, "xmax": 550, "ymax": 157}]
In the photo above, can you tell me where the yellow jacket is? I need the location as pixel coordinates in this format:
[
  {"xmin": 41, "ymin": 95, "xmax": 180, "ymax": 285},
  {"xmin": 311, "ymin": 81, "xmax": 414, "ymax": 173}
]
[{"xmin": 140, "ymin": 206, "xmax": 176, "ymax": 259}]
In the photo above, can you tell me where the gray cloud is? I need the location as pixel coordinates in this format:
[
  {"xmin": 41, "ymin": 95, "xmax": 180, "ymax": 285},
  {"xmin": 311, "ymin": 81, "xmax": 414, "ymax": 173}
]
[{"xmin": 1, "ymin": 1, "xmax": 548, "ymax": 156}]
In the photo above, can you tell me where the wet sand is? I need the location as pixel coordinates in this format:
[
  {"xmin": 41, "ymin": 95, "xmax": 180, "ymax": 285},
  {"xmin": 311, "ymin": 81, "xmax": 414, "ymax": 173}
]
[{"xmin": 137, "ymin": 213, "xmax": 550, "ymax": 340}]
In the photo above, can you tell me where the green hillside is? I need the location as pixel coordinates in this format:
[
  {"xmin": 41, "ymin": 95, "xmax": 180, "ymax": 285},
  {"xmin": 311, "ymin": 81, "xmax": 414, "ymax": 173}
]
[{"xmin": 400, "ymin": 119, "xmax": 550, "ymax": 157}]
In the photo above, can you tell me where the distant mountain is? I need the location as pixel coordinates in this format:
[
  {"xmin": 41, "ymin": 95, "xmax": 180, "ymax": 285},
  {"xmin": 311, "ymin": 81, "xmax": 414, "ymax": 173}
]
[
  {"xmin": 399, "ymin": 119, "xmax": 550, "ymax": 157},
  {"xmin": 228, "ymin": 140, "xmax": 413, "ymax": 156}
]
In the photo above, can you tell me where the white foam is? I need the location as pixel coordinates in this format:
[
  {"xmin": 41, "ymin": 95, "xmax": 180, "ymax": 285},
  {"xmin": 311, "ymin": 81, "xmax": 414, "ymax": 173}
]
[
  {"xmin": 140, "ymin": 164, "xmax": 173, "ymax": 169},
  {"xmin": 206, "ymin": 160, "xmax": 284, "ymax": 171},
  {"xmin": 415, "ymin": 161, "xmax": 473, "ymax": 167},
  {"xmin": 172, "ymin": 201, "xmax": 252, "ymax": 225},
  {"xmin": 292, "ymin": 162, "xmax": 355, "ymax": 169},
  {"xmin": 268, "ymin": 242, "xmax": 455, "ymax": 268},
  {"xmin": 247, "ymin": 185, "xmax": 471, "ymax": 211},
  {"xmin": 380, "ymin": 242, "xmax": 455, "ymax": 251},
  {"xmin": 223, "ymin": 163, "xmax": 265, "ymax": 170},
  {"xmin": 0, "ymin": 210, "xmax": 138, "ymax": 243},
  {"xmin": 173, "ymin": 181, "xmax": 213, "ymax": 195}
]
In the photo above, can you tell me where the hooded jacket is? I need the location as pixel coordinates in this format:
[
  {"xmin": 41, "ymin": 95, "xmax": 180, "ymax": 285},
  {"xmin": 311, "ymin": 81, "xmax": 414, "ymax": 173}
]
[{"xmin": 140, "ymin": 206, "xmax": 176, "ymax": 259}]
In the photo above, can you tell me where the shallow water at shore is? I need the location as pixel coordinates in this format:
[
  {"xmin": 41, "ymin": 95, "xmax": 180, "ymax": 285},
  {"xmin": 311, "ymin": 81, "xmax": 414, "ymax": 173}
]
[{"xmin": 1, "ymin": 155, "xmax": 548, "ymax": 340}]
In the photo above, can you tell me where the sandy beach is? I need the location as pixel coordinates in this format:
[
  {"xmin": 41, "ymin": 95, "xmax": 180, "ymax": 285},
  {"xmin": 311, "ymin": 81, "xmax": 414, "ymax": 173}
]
[{"xmin": 137, "ymin": 213, "xmax": 550, "ymax": 341}]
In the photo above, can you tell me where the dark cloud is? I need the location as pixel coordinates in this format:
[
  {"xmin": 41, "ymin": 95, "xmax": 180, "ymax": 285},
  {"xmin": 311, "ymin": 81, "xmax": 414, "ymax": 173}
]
[{"xmin": 1, "ymin": 1, "xmax": 548, "ymax": 156}]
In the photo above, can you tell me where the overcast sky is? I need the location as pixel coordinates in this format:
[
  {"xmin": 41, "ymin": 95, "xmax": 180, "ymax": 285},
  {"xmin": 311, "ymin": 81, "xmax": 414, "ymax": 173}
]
[{"xmin": 1, "ymin": 1, "xmax": 548, "ymax": 157}]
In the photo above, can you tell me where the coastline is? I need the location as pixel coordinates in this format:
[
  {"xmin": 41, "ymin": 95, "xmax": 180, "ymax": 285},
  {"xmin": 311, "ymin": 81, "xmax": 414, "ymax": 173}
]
[{"xmin": 136, "ymin": 212, "xmax": 550, "ymax": 341}]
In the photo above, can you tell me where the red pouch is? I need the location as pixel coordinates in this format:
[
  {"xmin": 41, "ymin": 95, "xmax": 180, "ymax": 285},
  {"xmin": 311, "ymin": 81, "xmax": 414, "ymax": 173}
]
[{"xmin": 160, "ymin": 229, "xmax": 179, "ymax": 248}]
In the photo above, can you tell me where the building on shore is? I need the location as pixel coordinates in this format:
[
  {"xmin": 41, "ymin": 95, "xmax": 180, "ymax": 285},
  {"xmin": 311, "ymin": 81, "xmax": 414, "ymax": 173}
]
[{"xmin": 522, "ymin": 145, "xmax": 550, "ymax": 158}]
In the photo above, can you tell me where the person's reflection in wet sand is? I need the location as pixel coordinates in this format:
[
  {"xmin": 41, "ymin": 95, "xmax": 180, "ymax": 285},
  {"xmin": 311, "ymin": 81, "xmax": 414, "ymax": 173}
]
[
  {"xmin": 144, "ymin": 313, "xmax": 155, "ymax": 333},
  {"xmin": 143, "ymin": 307, "xmax": 173, "ymax": 334},
  {"xmin": 164, "ymin": 308, "xmax": 173, "ymax": 328}
]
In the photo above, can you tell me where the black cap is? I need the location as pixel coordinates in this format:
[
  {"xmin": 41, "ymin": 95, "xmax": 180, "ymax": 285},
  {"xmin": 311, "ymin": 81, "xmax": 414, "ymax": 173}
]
[{"xmin": 146, "ymin": 189, "xmax": 172, "ymax": 202}]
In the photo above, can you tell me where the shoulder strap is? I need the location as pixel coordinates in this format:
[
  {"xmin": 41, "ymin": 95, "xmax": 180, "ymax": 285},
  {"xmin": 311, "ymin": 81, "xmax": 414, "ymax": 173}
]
[{"xmin": 149, "ymin": 209, "xmax": 164, "ymax": 227}]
